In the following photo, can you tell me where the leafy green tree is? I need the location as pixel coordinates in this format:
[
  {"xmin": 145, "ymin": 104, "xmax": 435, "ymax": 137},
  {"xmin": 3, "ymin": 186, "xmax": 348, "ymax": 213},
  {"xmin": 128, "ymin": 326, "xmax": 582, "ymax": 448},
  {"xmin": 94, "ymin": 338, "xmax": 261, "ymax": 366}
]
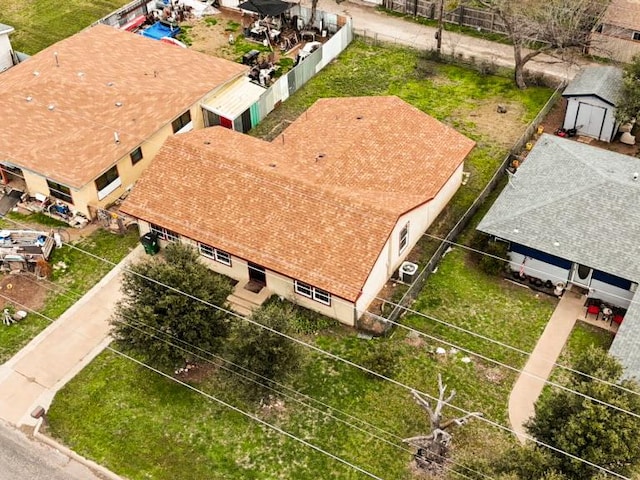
[
  {"xmin": 616, "ymin": 55, "xmax": 640, "ymax": 123},
  {"xmin": 111, "ymin": 242, "xmax": 234, "ymax": 369},
  {"xmin": 526, "ymin": 346, "xmax": 640, "ymax": 479},
  {"xmin": 229, "ymin": 302, "xmax": 302, "ymax": 398}
]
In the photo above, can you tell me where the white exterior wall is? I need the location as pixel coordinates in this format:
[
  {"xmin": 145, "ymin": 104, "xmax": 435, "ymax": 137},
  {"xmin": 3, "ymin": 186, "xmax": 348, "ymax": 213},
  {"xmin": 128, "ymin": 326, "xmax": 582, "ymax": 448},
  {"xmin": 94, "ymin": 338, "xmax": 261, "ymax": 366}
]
[
  {"xmin": 0, "ymin": 33, "xmax": 13, "ymax": 72},
  {"xmin": 590, "ymin": 279, "xmax": 634, "ymax": 309},
  {"xmin": 563, "ymin": 95, "xmax": 618, "ymax": 142},
  {"xmin": 137, "ymin": 221, "xmax": 356, "ymax": 325},
  {"xmin": 356, "ymin": 163, "xmax": 464, "ymax": 316},
  {"xmin": 508, "ymin": 249, "xmax": 635, "ymax": 309},
  {"xmin": 508, "ymin": 251, "xmax": 570, "ymax": 286}
]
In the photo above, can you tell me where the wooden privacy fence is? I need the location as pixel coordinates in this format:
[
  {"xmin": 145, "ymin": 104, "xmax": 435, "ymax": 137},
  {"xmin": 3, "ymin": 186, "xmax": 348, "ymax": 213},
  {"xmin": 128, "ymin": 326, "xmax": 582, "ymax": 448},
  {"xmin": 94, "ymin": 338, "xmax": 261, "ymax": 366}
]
[
  {"xmin": 384, "ymin": 1, "xmax": 508, "ymax": 35},
  {"xmin": 367, "ymin": 82, "xmax": 566, "ymax": 333}
]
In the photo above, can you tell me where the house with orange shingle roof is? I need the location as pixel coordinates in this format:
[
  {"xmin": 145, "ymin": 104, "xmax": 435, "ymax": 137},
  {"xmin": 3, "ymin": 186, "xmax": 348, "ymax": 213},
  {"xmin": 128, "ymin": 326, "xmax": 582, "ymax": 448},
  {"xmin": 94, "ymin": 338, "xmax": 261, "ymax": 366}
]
[
  {"xmin": 0, "ymin": 24, "xmax": 247, "ymax": 219},
  {"xmin": 592, "ymin": 0, "xmax": 640, "ymax": 62},
  {"xmin": 120, "ymin": 96, "xmax": 475, "ymax": 325}
]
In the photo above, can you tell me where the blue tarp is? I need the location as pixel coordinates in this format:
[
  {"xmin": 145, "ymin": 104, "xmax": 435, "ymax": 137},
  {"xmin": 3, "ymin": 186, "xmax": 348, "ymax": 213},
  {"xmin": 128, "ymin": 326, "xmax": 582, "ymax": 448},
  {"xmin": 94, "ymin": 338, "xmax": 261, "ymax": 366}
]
[{"xmin": 141, "ymin": 22, "xmax": 181, "ymax": 40}]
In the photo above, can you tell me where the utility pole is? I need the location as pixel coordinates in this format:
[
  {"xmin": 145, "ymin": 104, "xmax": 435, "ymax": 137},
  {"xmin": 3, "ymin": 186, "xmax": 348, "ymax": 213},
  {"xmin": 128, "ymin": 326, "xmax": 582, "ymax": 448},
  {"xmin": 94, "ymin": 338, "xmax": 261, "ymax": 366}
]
[{"xmin": 436, "ymin": 0, "xmax": 445, "ymax": 54}]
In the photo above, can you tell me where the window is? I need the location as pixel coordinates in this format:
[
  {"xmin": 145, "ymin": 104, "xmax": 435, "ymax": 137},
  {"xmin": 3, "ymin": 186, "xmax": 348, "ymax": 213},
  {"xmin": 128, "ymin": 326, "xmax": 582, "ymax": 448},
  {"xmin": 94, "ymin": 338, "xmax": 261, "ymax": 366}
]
[
  {"xmin": 399, "ymin": 222, "xmax": 409, "ymax": 254},
  {"xmin": 47, "ymin": 179, "xmax": 73, "ymax": 204},
  {"xmin": 150, "ymin": 223, "xmax": 179, "ymax": 242},
  {"xmin": 130, "ymin": 147, "xmax": 143, "ymax": 165},
  {"xmin": 95, "ymin": 165, "xmax": 121, "ymax": 200},
  {"xmin": 198, "ymin": 242, "xmax": 232, "ymax": 266},
  {"xmin": 294, "ymin": 280, "xmax": 331, "ymax": 306},
  {"xmin": 633, "ymin": 31, "xmax": 640, "ymax": 41},
  {"xmin": 172, "ymin": 110, "xmax": 192, "ymax": 133}
]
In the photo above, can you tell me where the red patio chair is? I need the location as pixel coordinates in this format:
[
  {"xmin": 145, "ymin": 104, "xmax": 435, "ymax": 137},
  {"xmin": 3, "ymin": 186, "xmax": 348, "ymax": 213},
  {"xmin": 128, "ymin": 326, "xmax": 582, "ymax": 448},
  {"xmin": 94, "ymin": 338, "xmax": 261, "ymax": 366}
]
[
  {"xmin": 612, "ymin": 314, "xmax": 624, "ymax": 326},
  {"xmin": 585, "ymin": 304, "xmax": 601, "ymax": 320}
]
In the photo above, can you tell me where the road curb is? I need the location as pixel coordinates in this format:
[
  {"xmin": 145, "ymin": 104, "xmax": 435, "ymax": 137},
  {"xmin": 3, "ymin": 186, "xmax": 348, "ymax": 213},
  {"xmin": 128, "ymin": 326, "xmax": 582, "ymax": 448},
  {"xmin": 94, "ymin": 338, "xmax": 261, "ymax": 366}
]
[{"xmin": 33, "ymin": 418, "xmax": 127, "ymax": 480}]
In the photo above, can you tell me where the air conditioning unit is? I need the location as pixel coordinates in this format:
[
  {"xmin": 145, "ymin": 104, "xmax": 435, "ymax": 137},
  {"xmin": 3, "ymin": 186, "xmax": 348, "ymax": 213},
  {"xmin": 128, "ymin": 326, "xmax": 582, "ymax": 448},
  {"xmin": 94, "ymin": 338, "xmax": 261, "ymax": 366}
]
[{"xmin": 399, "ymin": 261, "xmax": 418, "ymax": 283}]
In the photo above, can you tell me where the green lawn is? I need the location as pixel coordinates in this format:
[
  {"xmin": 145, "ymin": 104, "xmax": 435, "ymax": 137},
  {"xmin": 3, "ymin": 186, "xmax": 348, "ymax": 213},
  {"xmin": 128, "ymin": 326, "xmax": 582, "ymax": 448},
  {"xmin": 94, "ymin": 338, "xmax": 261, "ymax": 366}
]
[
  {"xmin": 1, "ymin": 0, "xmax": 130, "ymax": 55},
  {"xmin": 0, "ymin": 226, "xmax": 139, "ymax": 363},
  {"xmin": 47, "ymin": 245, "xmax": 557, "ymax": 479}
]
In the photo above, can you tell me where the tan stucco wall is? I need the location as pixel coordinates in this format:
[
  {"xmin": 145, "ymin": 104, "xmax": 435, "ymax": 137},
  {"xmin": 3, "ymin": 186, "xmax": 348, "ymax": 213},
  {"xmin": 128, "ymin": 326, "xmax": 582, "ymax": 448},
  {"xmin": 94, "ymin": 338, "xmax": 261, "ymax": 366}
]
[
  {"xmin": 137, "ymin": 220, "xmax": 357, "ymax": 325},
  {"xmin": 592, "ymin": 32, "xmax": 640, "ymax": 63},
  {"xmin": 20, "ymin": 103, "xmax": 205, "ymax": 218}
]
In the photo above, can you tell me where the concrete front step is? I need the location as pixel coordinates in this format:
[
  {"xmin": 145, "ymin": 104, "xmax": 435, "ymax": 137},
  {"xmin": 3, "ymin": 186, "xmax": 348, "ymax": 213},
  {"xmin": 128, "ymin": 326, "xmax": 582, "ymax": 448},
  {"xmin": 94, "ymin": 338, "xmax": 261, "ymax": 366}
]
[
  {"xmin": 229, "ymin": 303, "xmax": 252, "ymax": 317},
  {"xmin": 228, "ymin": 294, "xmax": 260, "ymax": 311}
]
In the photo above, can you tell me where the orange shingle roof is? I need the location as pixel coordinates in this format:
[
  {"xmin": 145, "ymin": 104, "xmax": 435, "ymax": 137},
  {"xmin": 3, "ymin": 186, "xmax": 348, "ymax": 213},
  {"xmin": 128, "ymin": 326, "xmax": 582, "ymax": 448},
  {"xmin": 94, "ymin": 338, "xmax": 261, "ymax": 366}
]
[
  {"xmin": 121, "ymin": 97, "xmax": 475, "ymax": 301},
  {"xmin": 0, "ymin": 24, "xmax": 246, "ymax": 188}
]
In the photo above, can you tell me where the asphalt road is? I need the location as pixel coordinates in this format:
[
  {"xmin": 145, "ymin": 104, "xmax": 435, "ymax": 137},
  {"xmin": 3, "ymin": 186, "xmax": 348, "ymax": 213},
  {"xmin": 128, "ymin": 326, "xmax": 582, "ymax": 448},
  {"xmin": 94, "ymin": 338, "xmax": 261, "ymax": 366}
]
[{"xmin": 0, "ymin": 422, "xmax": 102, "ymax": 480}]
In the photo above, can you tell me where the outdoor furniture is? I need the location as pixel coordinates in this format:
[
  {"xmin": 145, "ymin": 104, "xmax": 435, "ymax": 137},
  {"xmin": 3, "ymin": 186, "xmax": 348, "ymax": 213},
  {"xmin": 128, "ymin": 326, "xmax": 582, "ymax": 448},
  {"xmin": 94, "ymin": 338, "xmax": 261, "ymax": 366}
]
[
  {"xmin": 601, "ymin": 306, "xmax": 613, "ymax": 323},
  {"xmin": 301, "ymin": 30, "xmax": 316, "ymax": 41},
  {"xmin": 585, "ymin": 304, "xmax": 601, "ymax": 320}
]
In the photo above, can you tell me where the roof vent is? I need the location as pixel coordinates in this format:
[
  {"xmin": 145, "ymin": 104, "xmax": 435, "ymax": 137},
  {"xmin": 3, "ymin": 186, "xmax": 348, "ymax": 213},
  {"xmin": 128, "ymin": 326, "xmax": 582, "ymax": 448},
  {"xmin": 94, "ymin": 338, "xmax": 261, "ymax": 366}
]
[
  {"xmin": 25, "ymin": 96, "xmax": 32, "ymax": 102},
  {"xmin": 634, "ymin": 172, "xmax": 639, "ymax": 181},
  {"xmin": 114, "ymin": 132, "xmax": 120, "ymax": 144},
  {"xmin": 356, "ymin": 116, "xmax": 363, "ymax": 120},
  {"xmin": 204, "ymin": 141, "xmax": 211, "ymax": 145},
  {"xmin": 54, "ymin": 51, "xmax": 59, "ymax": 67},
  {"xmin": 47, "ymin": 104, "xmax": 55, "ymax": 111},
  {"xmin": 115, "ymin": 101, "xmax": 123, "ymax": 107},
  {"xmin": 106, "ymin": 81, "xmax": 114, "ymax": 87},
  {"xmin": 269, "ymin": 163, "xmax": 277, "ymax": 168},
  {"xmin": 33, "ymin": 71, "xmax": 40, "ymax": 77},
  {"xmin": 315, "ymin": 153, "xmax": 326, "ymax": 162}
]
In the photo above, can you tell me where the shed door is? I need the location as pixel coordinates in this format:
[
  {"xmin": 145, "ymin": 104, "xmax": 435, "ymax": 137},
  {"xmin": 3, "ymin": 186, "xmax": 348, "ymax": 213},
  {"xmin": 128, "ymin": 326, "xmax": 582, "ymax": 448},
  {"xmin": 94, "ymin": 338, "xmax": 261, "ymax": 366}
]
[{"xmin": 575, "ymin": 102, "xmax": 606, "ymax": 139}]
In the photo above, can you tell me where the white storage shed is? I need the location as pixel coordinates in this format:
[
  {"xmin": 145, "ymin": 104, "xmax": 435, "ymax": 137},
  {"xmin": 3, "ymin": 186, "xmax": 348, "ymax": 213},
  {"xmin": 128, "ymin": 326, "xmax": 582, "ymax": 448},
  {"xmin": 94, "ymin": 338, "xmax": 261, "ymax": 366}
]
[
  {"xmin": 0, "ymin": 23, "xmax": 15, "ymax": 73},
  {"xmin": 562, "ymin": 66, "xmax": 623, "ymax": 143}
]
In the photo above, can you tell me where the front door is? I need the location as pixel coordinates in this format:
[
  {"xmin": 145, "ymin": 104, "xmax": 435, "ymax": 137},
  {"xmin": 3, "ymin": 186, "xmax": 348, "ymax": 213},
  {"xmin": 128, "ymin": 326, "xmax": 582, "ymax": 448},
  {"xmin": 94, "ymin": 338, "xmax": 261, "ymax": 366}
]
[
  {"xmin": 248, "ymin": 262, "xmax": 266, "ymax": 284},
  {"xmin": 571, "ymin": 263, "xmax": 593, "ymax": 288}
]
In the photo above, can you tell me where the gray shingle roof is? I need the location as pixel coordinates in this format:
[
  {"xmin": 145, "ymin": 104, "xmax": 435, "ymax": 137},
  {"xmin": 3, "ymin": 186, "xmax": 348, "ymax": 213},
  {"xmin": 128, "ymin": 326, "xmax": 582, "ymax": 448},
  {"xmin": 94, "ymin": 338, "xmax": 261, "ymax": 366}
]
[
  {"xmin": 477, "ymin": 134, "xmax": 640, "ymax": 283},
  {"xmin": 609, "ymin": 292, "xmax": 640, "ymax": 381},
  {"xmin": 562, "ymin": 66, "xmax": 623, "ymax": 106}
]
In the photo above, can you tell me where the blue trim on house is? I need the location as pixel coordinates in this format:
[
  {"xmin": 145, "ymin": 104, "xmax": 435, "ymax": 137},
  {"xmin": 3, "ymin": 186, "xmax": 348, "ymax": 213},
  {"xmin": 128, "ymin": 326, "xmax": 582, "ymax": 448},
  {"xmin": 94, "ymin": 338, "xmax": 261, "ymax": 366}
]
[
  {"xmin": 510, "ymin": 243, "xmax": 572, "ymax": 269},
  {"xmin": 592, "ymin": 270, "xmax": 633, "ymax": 291}
]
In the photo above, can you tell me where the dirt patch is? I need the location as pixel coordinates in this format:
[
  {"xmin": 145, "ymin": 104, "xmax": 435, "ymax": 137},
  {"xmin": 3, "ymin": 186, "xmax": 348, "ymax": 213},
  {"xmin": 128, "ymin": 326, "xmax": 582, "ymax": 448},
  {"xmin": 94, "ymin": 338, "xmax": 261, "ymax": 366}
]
[
  {"xmin": 0, "ymin": 274, "xmax": 49, "ymax": 313},
  {"xmin": 175, "ymin": 361, "xmax": 218, "ymax": 383},
  {"xmin": 464, "ymin": 101, "xmax": 526, "ymax": 149},
  {"xmin": 186, "ymin": 11, "xmax": 245, "ymax": 60}
]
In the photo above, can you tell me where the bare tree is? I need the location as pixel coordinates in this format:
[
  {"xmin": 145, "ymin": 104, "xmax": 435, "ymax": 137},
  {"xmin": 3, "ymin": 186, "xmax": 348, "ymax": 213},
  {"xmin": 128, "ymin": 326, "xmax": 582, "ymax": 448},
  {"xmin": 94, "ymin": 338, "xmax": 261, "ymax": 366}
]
[
  {"xmin": 478, "ymin": 0, "xmax": 608, "ymax": 89},
  {"xmin": 403, "ymin": 374, "xmax": 482, "ymax": 472}
]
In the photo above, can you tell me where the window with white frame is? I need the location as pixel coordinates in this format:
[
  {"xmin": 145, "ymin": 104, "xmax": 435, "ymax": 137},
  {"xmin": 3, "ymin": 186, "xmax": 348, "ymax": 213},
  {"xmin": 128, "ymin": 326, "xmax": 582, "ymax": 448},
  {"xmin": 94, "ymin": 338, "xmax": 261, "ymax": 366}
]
[
  {"xmin": 149, "ymin": 223, "xmax": 179, "ymax": 242},
  {"xmin": 294, "ymin": 280, "xmax": 331, "ymax": 306},
  {"xmin": 633, "ymin": 31, "xmax": 640, "ymax": 41},
  {"xmin": 198, "ymin": 242, "xmax": 232, "ymax": 266},
  {"xmin": 95, "ymin": 165, "xmax": 122, "ymax": 200},
  {"xmin": 399, "ymin": 222, "xmax": 409, "ymax": 254}
]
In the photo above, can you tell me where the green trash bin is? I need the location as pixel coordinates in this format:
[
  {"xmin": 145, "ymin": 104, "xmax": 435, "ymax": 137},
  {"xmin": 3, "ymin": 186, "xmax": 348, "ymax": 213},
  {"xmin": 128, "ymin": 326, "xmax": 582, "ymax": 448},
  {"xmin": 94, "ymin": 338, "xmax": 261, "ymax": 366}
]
[{"xmin": 140, "ymin": 232, "xmax": 160, "ymax": 255}]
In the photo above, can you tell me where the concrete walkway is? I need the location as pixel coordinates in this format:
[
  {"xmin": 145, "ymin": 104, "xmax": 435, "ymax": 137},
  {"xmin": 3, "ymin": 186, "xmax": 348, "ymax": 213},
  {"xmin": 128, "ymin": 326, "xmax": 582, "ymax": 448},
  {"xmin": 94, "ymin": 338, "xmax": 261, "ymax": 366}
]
[
  {"xmin": 303, "ymin": 0, "xmax": 597, "ymax": 84},
  {"xmin": 0, "ymin": 245, "xmax": 144, "ymax": 428},
  {"xmin": 508, "ymin": 290, "xmax": 618, "ymax": 442}
]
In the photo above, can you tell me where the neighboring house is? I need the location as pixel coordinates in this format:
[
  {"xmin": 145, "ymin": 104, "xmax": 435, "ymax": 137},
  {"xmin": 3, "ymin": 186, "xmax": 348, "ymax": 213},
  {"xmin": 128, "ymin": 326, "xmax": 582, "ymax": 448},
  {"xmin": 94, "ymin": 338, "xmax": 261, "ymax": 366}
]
[
  {"xmin": 0, "ymin": 23, "xmax": 16, "ymax": 72},
  {"xmin": 121, "ymin": 96, "xmax": 475, "ymax": 325},
  {"xmin": 0, "ymin": 24, "xmax": 247, "ymax": 218},
  {"xmin": 562, "ymin": 66, "xmax": 623, "ymax": 143},
  {"xmin": 477, "ymin": 134, "xmax": 640, "ymax": 378},
  {"xmin": 592, "ymin": 0, "xmax": 640, "ymax": 63}
]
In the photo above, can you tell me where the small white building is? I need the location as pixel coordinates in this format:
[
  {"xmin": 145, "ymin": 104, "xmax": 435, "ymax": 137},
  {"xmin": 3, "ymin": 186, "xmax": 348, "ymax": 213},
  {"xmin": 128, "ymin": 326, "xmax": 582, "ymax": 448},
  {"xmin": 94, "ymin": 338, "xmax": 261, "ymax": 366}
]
[
  {"xmin": 562, "ymin": 66, "xmax": 623, "ymax": 143},
  {"xmin": 0, "ymin": 23, "xmax": 16, "ymax": 73},
  {"xmin": 121, "ymin": 96, "xmax": 475, "ymax": 326}
]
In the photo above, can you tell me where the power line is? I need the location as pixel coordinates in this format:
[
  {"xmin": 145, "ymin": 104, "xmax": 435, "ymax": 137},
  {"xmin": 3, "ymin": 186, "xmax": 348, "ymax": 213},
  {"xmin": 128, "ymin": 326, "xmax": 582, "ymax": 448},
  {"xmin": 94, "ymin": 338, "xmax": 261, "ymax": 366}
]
[
  {"xmin": 11, "ymin": 243, "xmax": 629, "ymax": 480},
  {"xmin": 0, "ymin": 287, "xmax": 492, "ymax": 480},
  {"xmin": 5, "ymin": 210, "xmax": 640, "ymax": 430}
]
